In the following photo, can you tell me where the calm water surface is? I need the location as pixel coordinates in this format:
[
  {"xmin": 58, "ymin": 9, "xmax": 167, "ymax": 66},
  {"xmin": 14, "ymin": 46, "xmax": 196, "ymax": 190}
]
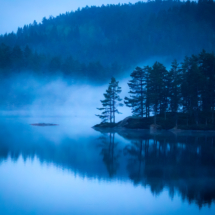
[{"xmin": 0, "ymin": 117, "xmax": 215, "ymax": 215}]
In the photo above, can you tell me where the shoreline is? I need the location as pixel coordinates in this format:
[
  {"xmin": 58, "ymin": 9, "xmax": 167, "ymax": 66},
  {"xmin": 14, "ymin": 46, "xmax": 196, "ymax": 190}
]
[
  {"xmin": 93, "ymin": 126, "xmax": 215, "ymax": 133},
  {"xmin": 93, "ymin": 116, "xmax": 215, "ymax": 133},
  {"xmin": 93, "ymin": 124, "xmax": 215, "ymax": 133}
]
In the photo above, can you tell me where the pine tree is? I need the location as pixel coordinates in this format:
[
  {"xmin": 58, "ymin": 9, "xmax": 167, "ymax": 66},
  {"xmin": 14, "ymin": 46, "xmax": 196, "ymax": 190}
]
[
  {"xmin": 0, "ymin": 43, "xmax": 11, "ymax": 69},
  {"xmin": 96, "ymin": 77, "xmax": 123, "ymax": 123},
  {"xmin": 124, "ymin": 66, "xmax": 150, "ymax": 118},
  {"xmin": 148, "ymin": 62, "xmax": 168, "ymax": 123},
  {"xmin": 11, "ymin": 45, "xmax": 24, "ymax": 70},
  {"xmin": 145, "ymin": 66, "xmax": 151, "ymax": 118},
  {"xmin": 96, "ymin": 86, "xmax": 112, "ymax": 123},
  {"xmin": 169, "ymin": 59, "xmax": 182, "ymax": 127},
  {"xmin": 109, "ymin": 77, "xmax": 123, "ymax": 123},
  {"xmin": 199, "ymin": 50, "xmax": 215, "ymax": 123},
  {"xmin": 181, "ymin": 55, "xmax": 204, "ymax": 125}
]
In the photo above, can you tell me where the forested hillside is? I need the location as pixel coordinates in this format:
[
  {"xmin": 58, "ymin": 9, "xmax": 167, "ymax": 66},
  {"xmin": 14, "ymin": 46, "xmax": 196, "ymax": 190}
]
[{"xmin": 0, "ymin": 0, "xmax": 215, "ymax": 81}]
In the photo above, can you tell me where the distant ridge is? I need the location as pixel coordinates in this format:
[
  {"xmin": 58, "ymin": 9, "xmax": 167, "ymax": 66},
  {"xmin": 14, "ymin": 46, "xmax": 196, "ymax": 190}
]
[{"xmin": 1, "ymin": 0, "xmax": 215, "ymax": 70}]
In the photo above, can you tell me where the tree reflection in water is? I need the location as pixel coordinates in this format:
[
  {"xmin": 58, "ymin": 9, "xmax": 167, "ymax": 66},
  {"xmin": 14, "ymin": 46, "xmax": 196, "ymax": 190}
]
[
  {"xmin": 1, "ymin": 122, "xmax": 215, "ymax": 209},
  {"xmin": 97, "ymin": 132, "xmax": 121, "ymax": 177},
  {"xmin": 120, "ymin": 130, "xmax": 215, "ymax": 209},
  {"xmin": 95, "ymin": 128, "xmax": 215, "ymax": 208}
]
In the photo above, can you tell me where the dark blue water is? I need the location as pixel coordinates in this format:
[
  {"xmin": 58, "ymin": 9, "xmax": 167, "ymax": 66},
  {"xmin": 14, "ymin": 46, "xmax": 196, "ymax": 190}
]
[{"xmin": 0, "ymin": 117, "xmax": 215, "ymax": 215}]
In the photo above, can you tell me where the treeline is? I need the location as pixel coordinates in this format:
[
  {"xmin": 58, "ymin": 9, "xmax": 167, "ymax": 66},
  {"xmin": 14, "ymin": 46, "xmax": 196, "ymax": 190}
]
[
  {"xmin": 0, "ymin": 0, "xmax": 215, "ymax": 68},
  {"xmin": 97, "ymin": 50, "xmax": 215, "ymax": 127},
  {"xmin": 0, "ymin": 43, "xmax": 122, "ymax": 82}
]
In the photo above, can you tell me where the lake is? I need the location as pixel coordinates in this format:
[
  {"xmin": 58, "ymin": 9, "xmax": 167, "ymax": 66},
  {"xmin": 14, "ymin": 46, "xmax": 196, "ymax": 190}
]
[{"xmin": 0, "ymin": 116, "xmax": 215, "ymax": 215}]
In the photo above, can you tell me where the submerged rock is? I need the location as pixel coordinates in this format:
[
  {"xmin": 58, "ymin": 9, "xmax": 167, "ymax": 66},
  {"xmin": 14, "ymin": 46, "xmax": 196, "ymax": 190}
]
[{"xmin": 31, "ymin": 123, "xmax": 58, "ymax": 126}]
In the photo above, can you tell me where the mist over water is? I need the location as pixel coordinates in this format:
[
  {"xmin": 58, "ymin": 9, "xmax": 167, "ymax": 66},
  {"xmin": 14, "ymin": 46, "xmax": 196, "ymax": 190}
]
[
  {"xmin": 0, "ymin": 76, "xmax": 131, "ymax": 126},
  {"xmin": 0, "ymin": 55, "xmax": 174, "ymax": 125},
  {"xmin": 1, "ymin": 69, "xmax": 215, "ymax": 214},
  {"xmin": 1, "ymin": 56, "xmax": 213, "ymax": 215},
  {"xmin": 1, "ymin": 114, "xmax": 215, "ymax": 214}
]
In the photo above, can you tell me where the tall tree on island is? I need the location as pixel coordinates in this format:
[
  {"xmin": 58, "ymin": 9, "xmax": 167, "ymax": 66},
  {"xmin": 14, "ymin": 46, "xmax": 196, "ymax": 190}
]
[
  {"xmin": 169, "ymin": 59, "xmax": 182, "ymax": 127},
  {"xmin": 96, "ymin": 77, "xmax": 123, "ymax": 123},
  {"xmin": 148, "ymin": 62, "xmax": 169, "ymax": 124},
  {"xmin": 124, "ymin": 66, "xmax": 150, "ymax": 118},
  {"xmin": 110, "ymin": 77, "xmax": 123, "ymax": 123},
  {"xmin": 199, "ymin": 50, "xmax": 215, "ymax": 124},
  {"xmin": 96, "ymin": 85, "xmax": 112, "ymax": 123},
  {"xmin": 181, "ymin": 55, "xmax": 204, "ymax": 125}
]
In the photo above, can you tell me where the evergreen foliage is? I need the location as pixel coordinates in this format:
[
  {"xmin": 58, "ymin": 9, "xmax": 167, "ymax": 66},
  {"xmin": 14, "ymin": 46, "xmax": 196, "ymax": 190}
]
[
  {"xmin": 123, "ymin": 50, "xmax": 215, "ymax": 127},
  {"xmin": 1, "ymin": 0, "xmax": 215, "ymax": 81},
  {"xmin": 0, "ymin": 43, "xmax": 114, "ymax": 82},
  {"xmin": 169, "ymin": 60, "xmax": 181, "ymax": 113},
  {"xmin": 96, "ymin": 77, "xmax": 123, "ymax": 123},
  {"xmin": 148, "ymin": 62, "xmax": 169, "ymax": 123},
  {"xmin": 124, "ymin": 67, "xmax": 150, "ymax": 118}
]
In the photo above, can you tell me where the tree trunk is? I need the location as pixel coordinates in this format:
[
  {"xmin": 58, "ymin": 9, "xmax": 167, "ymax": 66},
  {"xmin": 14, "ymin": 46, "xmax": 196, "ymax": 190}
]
[
  {"xmin": 187, "ymin": 113, "xmax": 189, "ymax": 126},
  {"xmin": 212, "ymin": 109, "xmax": 214, "ymax": 124},
  {"xmin": 195, "ymin": 109, "xmax": 198, "ymax": 125},
  {"xmin": 140, "ymin": 80, "xmax": 144, "ymax": 118},
  {"xmin": 112, "ymin": 89, "xmax": 115, "ymax": 123},
  {"xmin": 146, "ymin": 106, "xmax": 147, "ymax": 118},
  {"xmin": 154, "ymin": 110, "xmax": 157, "ymax": 125}
]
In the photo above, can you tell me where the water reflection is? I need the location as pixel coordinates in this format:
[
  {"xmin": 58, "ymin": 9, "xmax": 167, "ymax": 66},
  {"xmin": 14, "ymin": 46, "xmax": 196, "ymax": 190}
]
[
  {"xmin": 0, "ymin": 118, "xmax": 215, "ymax": 210},
  {"xmin": 97, "ymin": 133, "xmax": 121, "ymax": 177},
  {"xmin": 96, "ymin": 128, "xmax": 215, "ymax": 208}
]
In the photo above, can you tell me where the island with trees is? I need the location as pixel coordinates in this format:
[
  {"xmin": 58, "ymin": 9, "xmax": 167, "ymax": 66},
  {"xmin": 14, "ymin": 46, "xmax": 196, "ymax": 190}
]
[{"xmin": 94, "ymin": 50, "xmax": 215, "ymax": 131}]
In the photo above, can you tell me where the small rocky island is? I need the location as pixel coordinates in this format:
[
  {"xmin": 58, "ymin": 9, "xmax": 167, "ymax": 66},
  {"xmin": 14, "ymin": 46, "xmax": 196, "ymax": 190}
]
[
  {"xmin": 31, "ymin": 123, "xmax": 58, "ymax": 126},
  {"xmin": 95, "ymin": 52, "xmax": 215, "ymax": 132},
  {"xmin": 94, "ymin": 114, "xmax": 215, "ymax": 131}
]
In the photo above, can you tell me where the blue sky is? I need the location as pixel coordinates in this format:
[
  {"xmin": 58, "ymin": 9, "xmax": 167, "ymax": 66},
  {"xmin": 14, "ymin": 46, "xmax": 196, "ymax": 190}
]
[{"xmin": 0, "ymin": 0, "xmax": 141, "ymax": 35}]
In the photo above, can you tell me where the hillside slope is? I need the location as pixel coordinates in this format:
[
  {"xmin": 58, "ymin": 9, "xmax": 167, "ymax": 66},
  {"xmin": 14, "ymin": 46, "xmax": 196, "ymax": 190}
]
[{"xmin": 1, "ymin": 0, "xmax": 215, "ymax": 69}]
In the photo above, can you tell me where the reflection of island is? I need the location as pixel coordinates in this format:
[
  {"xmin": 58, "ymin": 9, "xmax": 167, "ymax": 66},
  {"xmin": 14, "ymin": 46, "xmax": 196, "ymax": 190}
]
[
  {"xmin": 1, "ymin": 121, "xmax": 215, "ymax": 208},
  {"xmin": 123, "ymin": 138, "xmax": 149, "ymax": 186},
  {"xmin": 97, "ymin": 132, "xmax": 121, "ymax": 177},
  {"xmin": 95, "ymin": 127, "xmax": 215, "ymax": 208}
]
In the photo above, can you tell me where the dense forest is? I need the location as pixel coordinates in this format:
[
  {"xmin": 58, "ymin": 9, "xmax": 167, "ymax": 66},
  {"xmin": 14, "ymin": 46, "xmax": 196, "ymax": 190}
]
[
  {"xmin": 0, "ymin": 0, "xmax": 215, "ymax": 81},
  {"xmin": 96, "ymin": 50, "xmax": 215, "ymax": 129},
  {"xmin": 0, "ymin": 43, "xmax": 114, "ymax": 82}
]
